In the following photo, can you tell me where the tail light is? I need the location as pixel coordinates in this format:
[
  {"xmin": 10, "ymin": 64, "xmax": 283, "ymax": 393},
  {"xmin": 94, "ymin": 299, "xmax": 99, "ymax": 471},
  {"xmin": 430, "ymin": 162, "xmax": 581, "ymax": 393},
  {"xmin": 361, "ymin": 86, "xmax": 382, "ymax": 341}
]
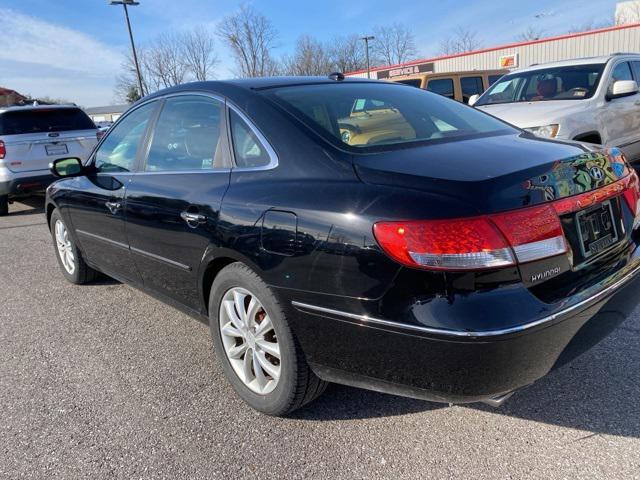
[
  {"xmin": 374, "ymin": 203, "xmax": 567, "ymax": 271},
  {"xmin": 0, "ymin": 140, "xmax": 5, "ymax": 160},
  {"xmin": 622, "ymin": 169, "xmax": 640, "ymax": 228}
]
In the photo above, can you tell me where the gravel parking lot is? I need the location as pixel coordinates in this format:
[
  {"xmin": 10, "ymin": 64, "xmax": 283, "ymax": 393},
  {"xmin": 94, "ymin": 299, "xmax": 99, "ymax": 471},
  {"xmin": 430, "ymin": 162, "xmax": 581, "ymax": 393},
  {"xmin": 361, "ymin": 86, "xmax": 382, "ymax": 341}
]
[{"xmin": 1, "ymin": 198, "xmax": 640, "ymax": 479}]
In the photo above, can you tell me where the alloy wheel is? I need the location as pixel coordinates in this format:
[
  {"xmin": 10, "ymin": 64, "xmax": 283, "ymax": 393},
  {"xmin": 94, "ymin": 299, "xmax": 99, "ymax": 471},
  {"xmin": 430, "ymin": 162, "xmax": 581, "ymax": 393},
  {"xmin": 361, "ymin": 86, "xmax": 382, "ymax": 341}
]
[
  {"xmin": 54, "ymin": 219, "xmax": 76, "ymax": 275},
  {"xmin": 219, "ymin": 287, "xmax": 281, "ymax": 395}
]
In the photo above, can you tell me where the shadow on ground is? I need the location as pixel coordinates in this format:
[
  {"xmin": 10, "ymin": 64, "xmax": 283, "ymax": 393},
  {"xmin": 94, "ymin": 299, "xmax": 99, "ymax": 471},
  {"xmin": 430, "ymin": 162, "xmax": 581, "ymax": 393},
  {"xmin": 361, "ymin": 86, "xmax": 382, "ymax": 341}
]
[{"xmin": 7, "ymin": 195, "xmax": 45, "ymax": 216}]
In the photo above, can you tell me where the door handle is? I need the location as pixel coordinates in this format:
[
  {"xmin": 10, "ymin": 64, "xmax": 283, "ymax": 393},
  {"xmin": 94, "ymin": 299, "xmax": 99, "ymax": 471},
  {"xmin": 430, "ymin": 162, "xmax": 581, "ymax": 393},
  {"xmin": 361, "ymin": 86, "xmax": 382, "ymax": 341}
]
[
  {"xmin": 105, "ymin": 201, "xmax": 122, "ymax": 214},
  {"xmin": 180, "ymin": 210, "xmax": 206, "ymax": 228}
]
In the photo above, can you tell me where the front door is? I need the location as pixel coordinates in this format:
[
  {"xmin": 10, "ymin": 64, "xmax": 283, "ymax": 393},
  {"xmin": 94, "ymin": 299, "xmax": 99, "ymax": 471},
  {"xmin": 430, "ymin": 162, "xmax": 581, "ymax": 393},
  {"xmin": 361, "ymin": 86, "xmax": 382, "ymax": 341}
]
[
  {"xmin": 64, "ymin": 101, "xmax": 158, "ymax": 282},
  {"xmin": 124, "ymin": 95, "xmax": 231, "ymax": 311}
]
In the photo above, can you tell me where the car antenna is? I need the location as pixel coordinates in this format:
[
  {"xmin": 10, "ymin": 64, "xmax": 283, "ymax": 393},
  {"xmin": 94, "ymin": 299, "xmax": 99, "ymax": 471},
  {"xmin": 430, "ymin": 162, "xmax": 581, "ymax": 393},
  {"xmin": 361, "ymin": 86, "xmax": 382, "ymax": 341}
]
[{"xmin": 328, "ymin": 72, "xmax": 345, "ymax": 81}]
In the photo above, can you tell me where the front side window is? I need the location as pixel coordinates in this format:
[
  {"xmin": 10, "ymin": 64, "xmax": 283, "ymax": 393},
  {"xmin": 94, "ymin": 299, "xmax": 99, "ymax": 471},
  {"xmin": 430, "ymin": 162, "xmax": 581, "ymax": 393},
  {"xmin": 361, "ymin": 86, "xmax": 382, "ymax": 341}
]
[
  {"xmin": 426, "ymin": 78, "xmax": 454, "ymax": 99},
  {"xmin": 460, "ymin": 76, "xmax": 484, "ymax": 103},
  {"xmin": 229, "ymin": 110, "xmax": 272, "ymax": 168},
  {"xmin": 145, "ymin": 96, "xmax": 227, "ymax": 172},
  {"xmin": 265, "ymin": 82, "xmax": 513, "ymax": 150},
  {"xmin": 611, "ymin": 62, "xmax": 633, "ymax": 82},
  {"xmin": 94, "ymin": 102, "xmax": 156, "ymax": 173},
  {"xmin": 476, "ymin": 64, "xmax": 605, "ymax": 105}
]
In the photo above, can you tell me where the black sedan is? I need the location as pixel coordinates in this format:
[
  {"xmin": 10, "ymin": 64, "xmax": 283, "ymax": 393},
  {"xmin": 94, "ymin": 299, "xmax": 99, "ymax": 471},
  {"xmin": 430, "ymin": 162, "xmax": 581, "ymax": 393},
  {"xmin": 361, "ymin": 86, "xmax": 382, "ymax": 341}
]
[{"xmin": 45, "ymin": 76, "xmax": 640, "ymax": 415}]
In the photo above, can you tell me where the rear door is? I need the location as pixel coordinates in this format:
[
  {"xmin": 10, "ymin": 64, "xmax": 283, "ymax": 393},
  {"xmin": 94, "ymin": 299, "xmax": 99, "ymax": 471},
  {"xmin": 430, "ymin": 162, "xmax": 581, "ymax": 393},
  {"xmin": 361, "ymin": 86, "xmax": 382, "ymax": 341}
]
[
  {"xmin": 0, "ymin": 108, "xmax": 97, "ymax": 172},
  {"xmin": 62, "ymin": 101, "xmax": 159, "ymax": 282},
  {"xmin": 124, "ymin": 94, "xmax": 231, "ymax": 311}
]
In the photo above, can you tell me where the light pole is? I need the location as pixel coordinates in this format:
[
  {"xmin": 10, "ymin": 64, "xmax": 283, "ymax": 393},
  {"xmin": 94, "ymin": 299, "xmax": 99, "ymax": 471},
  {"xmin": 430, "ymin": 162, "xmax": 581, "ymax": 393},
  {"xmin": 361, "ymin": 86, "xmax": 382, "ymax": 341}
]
[
  {"xmin": 360, "ymin": 35, "xmax": 374, "ymax": 79},
  {"xmin": 110, "ymin": 0, "xmax": 145, "ymax": 98}
]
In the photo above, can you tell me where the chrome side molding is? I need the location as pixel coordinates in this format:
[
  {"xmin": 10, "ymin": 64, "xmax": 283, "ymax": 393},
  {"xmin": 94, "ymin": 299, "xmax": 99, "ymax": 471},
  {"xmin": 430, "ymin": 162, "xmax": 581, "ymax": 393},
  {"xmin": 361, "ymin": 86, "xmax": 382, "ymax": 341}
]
[{"xmin": 292, "ymin": 261, "xmax": 640, "ymax": 338}]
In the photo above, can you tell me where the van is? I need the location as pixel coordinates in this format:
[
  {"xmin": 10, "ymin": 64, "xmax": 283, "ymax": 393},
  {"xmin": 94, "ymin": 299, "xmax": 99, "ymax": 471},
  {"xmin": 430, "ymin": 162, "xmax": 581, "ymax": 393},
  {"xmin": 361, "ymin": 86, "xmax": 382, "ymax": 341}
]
[{"xmin": 389, "ymin": 70, "xmax": 508, "ymax": 104}]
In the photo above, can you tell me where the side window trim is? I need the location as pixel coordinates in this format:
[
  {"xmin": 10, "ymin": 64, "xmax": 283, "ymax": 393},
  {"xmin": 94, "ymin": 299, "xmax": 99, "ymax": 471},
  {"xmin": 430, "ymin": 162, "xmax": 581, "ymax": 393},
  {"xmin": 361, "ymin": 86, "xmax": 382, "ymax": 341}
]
[
  {"xmin": 226, "ymin": 103, "xmax": 279, "ymax": 172},
  {"xmin": 137, "ymin": 92, "xmax": 233, "ymax": 175},
  {"xmin": 89, "ymin": 99, "xmax": 161, "ymax": 173}
]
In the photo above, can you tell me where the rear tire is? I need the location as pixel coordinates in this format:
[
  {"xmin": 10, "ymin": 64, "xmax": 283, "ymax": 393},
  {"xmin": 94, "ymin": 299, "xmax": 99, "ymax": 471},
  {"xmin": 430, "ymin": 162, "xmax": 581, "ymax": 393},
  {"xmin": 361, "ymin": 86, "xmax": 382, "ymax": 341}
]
[
  {"xmin": 0, "ymin": 195, "xmax": 8, "ymax": 216},
  {"xmin": 209, "ymin": 262, "xmax": 327, "ymax": 415},
  {"xmin": 49, "ymin": 209, "xmax": 98, "ymax": 284}
]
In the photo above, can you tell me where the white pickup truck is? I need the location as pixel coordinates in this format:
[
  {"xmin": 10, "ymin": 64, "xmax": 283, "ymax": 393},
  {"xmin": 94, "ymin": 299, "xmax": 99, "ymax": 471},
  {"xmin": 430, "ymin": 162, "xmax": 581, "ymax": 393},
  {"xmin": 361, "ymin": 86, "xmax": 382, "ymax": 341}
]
[
  {"xmin": 470, "ymin": 54, "xmax": 640, "ymax": 162},
  {"xmin": 0, "ymin": 104, "xmax": 98, "ymax": 215}
]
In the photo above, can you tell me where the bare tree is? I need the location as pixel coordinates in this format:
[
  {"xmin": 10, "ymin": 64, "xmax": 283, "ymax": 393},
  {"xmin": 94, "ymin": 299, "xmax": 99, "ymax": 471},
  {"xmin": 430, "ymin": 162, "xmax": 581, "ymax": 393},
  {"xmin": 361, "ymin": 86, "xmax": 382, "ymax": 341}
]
[
  {"xmin": 438, "ymin": 27, "xmax": 482, "ymax": 55},
  {"xmin": 371, "ymin": 23, "xmax": 418, "ymax": 66},
  {"xmin": 282, "ymin": 35, "xmax": 333, "ymax": 76},
  {"xmin": 567, "ymin": 18, "xmax": 615, "ymax": 33},
  {"xmin": 328, "ymin": 34, "xmax": 367, "ymax": 73},
  {"xmin": 181, "ymin": 26, "xmax": 219, "ymax": 81},
  {"xmin": 218, "ymin": 5, "xmax": 279, "ymax": 77},
  {"xmin": 146, "ymin": 32, "xmax": 189, "ymax": 88},
  {"xmin": 616, "ymin": 2, "xmax": 640, "ymax": 25},
  {"xmin": 516, "ymin": 26, "xmax": 546, "ymax": 41}
]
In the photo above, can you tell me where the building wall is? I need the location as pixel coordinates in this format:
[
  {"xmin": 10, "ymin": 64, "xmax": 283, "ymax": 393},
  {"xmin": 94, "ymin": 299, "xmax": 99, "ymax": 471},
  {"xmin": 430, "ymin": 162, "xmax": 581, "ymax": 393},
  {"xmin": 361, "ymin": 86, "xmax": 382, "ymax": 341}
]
[{"xmin": 348, "ymin": 24, "xmax": 640, "ymax": 79}]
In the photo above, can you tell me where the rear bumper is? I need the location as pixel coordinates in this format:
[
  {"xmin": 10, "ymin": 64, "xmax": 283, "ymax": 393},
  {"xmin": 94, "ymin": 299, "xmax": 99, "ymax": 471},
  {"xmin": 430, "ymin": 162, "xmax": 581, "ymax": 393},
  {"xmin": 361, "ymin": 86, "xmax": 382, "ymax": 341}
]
[
  {"xmin": 0, "ymin": 169, "xmax": 55, "ymax": 196},
  {"xmin": 285, "ymin": 257, "xmax": 640, "ymax": 404}
]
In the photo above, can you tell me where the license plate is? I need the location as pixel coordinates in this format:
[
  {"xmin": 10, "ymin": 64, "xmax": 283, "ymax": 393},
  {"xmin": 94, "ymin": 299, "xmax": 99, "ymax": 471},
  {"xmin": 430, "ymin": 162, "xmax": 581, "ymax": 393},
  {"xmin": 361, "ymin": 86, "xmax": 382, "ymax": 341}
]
[
  {"xmin": 575, "ymin": 200, "xmax": 619, "ymax": 259},
  {"xmin": 45, "ymin": 143, "xmax": 68, "ymax": 156}
]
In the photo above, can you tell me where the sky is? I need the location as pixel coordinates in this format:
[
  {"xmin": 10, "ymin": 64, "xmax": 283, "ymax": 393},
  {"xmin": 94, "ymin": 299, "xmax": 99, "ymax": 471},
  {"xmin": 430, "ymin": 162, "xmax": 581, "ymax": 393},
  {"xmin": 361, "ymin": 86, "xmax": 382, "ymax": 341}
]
[{"xmin": 0, "ymin": 0, "xmax": 620, "ymax": 107}]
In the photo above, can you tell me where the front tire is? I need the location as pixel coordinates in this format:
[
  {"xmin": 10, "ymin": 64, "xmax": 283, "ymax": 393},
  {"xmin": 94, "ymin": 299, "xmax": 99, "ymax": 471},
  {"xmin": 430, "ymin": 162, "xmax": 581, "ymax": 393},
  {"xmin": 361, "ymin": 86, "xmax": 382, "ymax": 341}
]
[
  {"xmin": 209, "ymin": 263, "xmax": 327, "ymax": 415},
  {"xmin": 49, "ymin": 209, "xmax": 98, "ymax": 284},
  {"xmin": 0, "ymin": 195, "xmax": 8, "ymax": 216}
]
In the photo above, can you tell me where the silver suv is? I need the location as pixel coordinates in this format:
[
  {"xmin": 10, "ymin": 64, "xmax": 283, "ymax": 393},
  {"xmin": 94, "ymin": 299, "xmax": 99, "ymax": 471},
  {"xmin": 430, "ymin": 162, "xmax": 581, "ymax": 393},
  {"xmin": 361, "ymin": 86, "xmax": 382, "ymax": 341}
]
[{"xmin": 0, "ymin": 104, "xmax": 98, "ymax": 215}]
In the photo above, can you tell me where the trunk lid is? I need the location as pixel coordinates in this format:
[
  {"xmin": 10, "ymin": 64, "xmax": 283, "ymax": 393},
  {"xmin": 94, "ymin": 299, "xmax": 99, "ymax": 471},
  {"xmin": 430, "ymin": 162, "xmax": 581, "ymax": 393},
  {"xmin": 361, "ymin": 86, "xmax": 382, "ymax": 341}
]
[{"xmin": 353, "ymin": 132, "xmax": 627, "ymax": 214}]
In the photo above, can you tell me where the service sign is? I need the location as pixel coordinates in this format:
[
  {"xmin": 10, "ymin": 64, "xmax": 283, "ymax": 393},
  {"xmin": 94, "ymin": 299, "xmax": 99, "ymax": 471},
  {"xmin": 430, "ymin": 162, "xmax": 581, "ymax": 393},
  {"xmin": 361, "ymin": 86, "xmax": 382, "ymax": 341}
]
[
  {"xmin": 499, "ymin": 53, "xmax": 518, "ymax": 69},
  {"xmin": 377, "ymin": 62, "xmax": 435, "ymax": 79}
]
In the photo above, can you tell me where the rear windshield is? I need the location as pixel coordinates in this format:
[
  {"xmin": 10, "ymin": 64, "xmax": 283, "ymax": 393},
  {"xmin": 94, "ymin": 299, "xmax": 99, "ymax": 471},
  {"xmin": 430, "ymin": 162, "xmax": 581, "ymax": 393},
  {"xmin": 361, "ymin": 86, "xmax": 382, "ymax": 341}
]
[
  {"xmin": 0, "ymin": 108, "xmax": 96, "ymax": 135},
  {"xmin": 264, "ymin": 82, "xmax": 513, "ymax": 150},
  {"xmin": 476, "ymin": 64, "xmax": 605, "ymax": 106}
]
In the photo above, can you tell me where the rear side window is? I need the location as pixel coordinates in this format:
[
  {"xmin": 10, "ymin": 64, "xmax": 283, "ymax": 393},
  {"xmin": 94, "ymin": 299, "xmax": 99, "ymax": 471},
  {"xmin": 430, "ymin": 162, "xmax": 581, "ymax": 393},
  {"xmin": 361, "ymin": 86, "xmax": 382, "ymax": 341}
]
[
  {"xmin": 229, "ymin": 110, "xmax": 272, "ymax": 168},
  {"xmin": 460, "ymin": 76, "xmax": 484, "ymax": 103},
  {"xmin": 426, "ymin": 78, "xmax": 454, "ymax": 99},
  {"xmin": 632, "ymin": 61, "xmax": 640, "ymax": 81},
  {"xmin": 0, "ymin": 108, "xmax": 95, "ymax": 135},
  {"xmin": 145, "ymin": 96, "xmax": 227, "ymax": 172}
]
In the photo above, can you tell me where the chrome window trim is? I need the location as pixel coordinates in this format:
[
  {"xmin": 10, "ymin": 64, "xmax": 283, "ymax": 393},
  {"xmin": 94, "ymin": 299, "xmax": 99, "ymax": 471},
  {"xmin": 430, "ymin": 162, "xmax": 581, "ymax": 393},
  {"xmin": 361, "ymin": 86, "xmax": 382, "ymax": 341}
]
[
  {"xmin": 292, "ymin": 260, "xmax": 640, "ymax": 338},
  {"xmin": 227, "ymin": 103, "xmax": 279, "ymax": 172}
]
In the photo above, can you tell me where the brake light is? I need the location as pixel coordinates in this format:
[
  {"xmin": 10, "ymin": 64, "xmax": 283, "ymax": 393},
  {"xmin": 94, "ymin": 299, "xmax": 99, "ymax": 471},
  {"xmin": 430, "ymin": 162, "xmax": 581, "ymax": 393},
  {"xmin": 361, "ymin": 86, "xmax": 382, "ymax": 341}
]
[
  {"xmin": 0, "ymin": 140, "xmax": 5, "ymax": 159},
  {"xmin": 622, "ymin": 169, "xmax": 640, "ymax": 227},
  {"xmin": 373, "ymin": 204, "xmax": 567, "ymax": 271}
]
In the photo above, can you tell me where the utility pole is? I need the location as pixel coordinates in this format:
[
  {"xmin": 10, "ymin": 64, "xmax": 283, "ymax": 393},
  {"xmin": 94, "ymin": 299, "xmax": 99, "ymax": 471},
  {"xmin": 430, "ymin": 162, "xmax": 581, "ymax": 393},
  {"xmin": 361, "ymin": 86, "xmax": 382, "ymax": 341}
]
[
  {"xmin": 361, "ymin": 35, "xmax": 375, "ymax": 79},
  {"xmin": 110, "ymin": 0, "xmax": 145, "ymax": 98}
]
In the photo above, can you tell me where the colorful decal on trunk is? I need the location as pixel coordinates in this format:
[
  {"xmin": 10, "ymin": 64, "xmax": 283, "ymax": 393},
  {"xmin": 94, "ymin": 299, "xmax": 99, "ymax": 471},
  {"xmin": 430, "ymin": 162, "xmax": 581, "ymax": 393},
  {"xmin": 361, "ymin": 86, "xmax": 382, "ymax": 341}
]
[{"xmin": 523, "ymin": 149, "xmax": 628, "ymax": 202}]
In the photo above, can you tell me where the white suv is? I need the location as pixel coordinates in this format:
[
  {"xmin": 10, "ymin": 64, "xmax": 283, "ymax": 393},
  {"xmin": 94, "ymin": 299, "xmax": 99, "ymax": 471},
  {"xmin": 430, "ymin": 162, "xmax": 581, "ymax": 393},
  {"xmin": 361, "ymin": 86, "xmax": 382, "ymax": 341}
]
[
  {"xmin": 471, "ymin": 54, "xmax": 640, "ymax": 161},
  {"xmin": 0, "ymin": 104, "xmax": 98, "ymax": 215}
]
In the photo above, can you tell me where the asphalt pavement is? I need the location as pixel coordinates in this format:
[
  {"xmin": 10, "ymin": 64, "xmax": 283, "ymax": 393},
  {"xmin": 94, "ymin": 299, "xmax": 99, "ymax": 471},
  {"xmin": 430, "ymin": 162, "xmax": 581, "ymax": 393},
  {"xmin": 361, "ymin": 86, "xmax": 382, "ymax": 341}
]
[{"xmin": 1, "ymin": 198, "xmax": 639, "ymax": 479}]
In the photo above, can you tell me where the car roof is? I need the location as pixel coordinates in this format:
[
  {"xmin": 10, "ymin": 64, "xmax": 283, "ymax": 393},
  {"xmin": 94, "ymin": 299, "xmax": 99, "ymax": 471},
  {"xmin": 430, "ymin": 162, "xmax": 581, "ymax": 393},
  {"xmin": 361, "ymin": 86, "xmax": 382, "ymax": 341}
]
[
  {"xmin": 513, "ymin": 54, "xmax": 640, "ymax": 73},
  {"xmin": 0, "ymin": 104, "xmax": 81, "ymax": 114}
]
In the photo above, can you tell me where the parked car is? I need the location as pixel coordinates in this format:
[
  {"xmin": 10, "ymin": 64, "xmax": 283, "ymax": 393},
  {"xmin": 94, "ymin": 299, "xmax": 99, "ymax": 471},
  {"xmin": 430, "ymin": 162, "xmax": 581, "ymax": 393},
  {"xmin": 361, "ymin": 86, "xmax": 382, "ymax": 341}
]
[
  {"xmin": 45, "ymin": 77, "xmax": 640, "ymax": 415},
  {"xmin": 389, "ymin": 69, "xmax": 507, "ymax": 103},
  {"xmin": 0, "ymin": 104, "xmax": 98, "ymax": 215},
  {"xmin": 471, "ymin": 54, "xmax": 640, "ymax": 162}
]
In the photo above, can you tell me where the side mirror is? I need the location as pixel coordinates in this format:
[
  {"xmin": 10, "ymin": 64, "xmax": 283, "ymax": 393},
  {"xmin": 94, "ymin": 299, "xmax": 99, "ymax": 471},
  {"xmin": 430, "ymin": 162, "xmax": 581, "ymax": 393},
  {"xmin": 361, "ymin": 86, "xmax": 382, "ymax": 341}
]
[
  {"xmin": 468, "ymin": 94, "xmax": 480, "ymax": 106},
  {"xmin": 50, "ymin": 157, "xmax": 84, "ymax": 178},
  {"xmin": 607, "ymin": 80, "xmax": 639, "ymax": 100}
]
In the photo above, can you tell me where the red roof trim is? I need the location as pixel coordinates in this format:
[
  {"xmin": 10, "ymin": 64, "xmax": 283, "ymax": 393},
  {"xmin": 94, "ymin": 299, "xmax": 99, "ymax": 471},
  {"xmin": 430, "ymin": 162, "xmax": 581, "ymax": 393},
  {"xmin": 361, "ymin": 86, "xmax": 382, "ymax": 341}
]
[{"xmin": 346, "ymin": 22, "xmax": 640, "ymax": 76}]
